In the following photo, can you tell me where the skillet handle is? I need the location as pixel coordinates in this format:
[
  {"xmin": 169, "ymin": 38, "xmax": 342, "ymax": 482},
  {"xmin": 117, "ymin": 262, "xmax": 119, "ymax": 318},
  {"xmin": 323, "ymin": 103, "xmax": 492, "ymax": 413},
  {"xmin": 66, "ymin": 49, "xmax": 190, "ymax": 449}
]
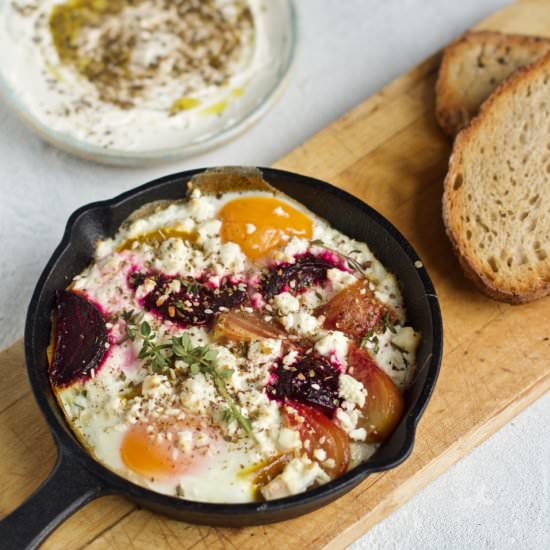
[{"xmin": 0, "ymin": 448, "xmax": 104, "ymax": 550}]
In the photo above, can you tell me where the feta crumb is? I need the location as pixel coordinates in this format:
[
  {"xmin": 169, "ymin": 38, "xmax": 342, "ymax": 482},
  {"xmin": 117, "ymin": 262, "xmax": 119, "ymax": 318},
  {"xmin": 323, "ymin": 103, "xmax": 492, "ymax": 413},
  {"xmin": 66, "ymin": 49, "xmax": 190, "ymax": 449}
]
[
  {"xmin": 154, "ymin": 238, "xmax": 191, "ymax": 275},
  {"xmin": 273, "ymin": 292, "xmax": 300, "ymax": 315},
  {"xmin": 167, "ymin": 279, "xmax": 181, "ymax": 294},
  {"xmin": 278, "ymin": 428, "xmax": 302, "ymax": 451},
  {"xmin": 180, "ymin": 218, "xmax": 196, "ymax": 233},
  {"xmin": 300, "ymin": 288, "xmax": 326, "ymax": 310},
  {"xmin": 327, "ymin": 268, "xmax": 357, "ymax": 291},
  {"xmin": 135, "ymin": 277, "xmax": 156, "ymax": 299},
  {"xmin": 313, "ymin": 448, "xmax": 327, "ymax": 462},
  {"xmin": 275, "ymin": 236, "xmax": 309, "ymax": 262},
  {"xmin": 280, "ymin": 311, "xmax": 320, "ymax": 337},
  {"xmin": 142, "ymin": 374, "xmax": 172, "ymax": 399},
  {"xmin": 260, "ymin": 456, "xmax": 329, "ymax": 500},
  {"xmin": 219, "ymin": 242, "xmax": 246, "ymax": 272},
  {"xmin": 349, "ymin": 428, "xmax": 367, "ymax": 441},
  {"xmin": 315, "ymin": 331, "xmax": 349, "ymax": 364},
  {"xmin": 197, "ymin": 219, "xmax": 222, "ymax": 242},
  {"xmin": 335, "ymin": 407, "xmax": 360, "ymax": 433},
  {"xmin": 180, "ymin": 373, "xmax": 217, "ymax": 414},
  {"xmin": 245, "ymin": 223, "xmax": 256, "ymax": 234},
  {"xmin": 338, "ymin": 373, "xmax": 367, "ymax": 408},
  {"xmin": 282, "ymin": 349, "xmax": 299, "ymax": 366},
  {"xmin": 248, "ymin": 339, "xmax": 282, "ymax": 366},
  {"xmin": 189, "ymin": 194, "xmax": 214, "ymax": 221}
]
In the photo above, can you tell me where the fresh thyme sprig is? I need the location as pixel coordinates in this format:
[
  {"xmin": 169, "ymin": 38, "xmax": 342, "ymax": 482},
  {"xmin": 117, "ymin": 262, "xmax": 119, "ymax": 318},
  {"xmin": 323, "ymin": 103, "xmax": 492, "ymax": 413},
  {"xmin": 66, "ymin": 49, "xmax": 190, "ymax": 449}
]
[
  {"xmin": 310, "ymin": 239, "xmax": 370, "ymax": 278},
  {"xmin": 121, "ymin": 309, "xmax": 144, "ymax": 342},
  {"xmin": 360, "ymin": 330, "xmax": 380, "ymax": 354},
  {"xmin": 135, "ymin": 321, "xmax": 255, "ymax": 441}
]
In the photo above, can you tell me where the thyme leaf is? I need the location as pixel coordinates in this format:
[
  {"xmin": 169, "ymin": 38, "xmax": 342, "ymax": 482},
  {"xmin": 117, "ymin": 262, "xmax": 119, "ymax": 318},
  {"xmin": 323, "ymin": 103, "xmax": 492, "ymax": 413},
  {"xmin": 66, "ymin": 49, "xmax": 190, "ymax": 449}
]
[
  {"xmin": 136, "ymin": 322, "xmax": 256, "ymax": 441},
  {"xmin": 360, "ymin": 331, "xmax": 379, "ymax": 354}
]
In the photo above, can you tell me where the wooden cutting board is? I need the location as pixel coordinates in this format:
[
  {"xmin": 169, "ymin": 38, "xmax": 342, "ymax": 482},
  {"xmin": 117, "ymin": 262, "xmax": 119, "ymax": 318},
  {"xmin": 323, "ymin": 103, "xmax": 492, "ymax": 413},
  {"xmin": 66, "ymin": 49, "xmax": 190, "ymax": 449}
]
[{"xmin": 2, "ymin": 0, "xmax": 550, "ymax": 548}]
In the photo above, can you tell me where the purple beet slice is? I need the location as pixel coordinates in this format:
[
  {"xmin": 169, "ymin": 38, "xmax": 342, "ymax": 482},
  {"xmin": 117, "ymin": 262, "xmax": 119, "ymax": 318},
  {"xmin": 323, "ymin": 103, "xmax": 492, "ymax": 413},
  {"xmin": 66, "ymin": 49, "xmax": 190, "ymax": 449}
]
[
  {"xmin": 261, "ymin": 254, "xmax": 334, "ymax": 299},
  {"xmin": 267, "ymin": 352, "xmax": 341, "ymax": 415},
  {"xmin": 129, "ymin": 271, "xmax": 247, "ymax": 327},
  {"xmin": 50, "ymin": 290, "xmax": 108, "ymax": 387}
]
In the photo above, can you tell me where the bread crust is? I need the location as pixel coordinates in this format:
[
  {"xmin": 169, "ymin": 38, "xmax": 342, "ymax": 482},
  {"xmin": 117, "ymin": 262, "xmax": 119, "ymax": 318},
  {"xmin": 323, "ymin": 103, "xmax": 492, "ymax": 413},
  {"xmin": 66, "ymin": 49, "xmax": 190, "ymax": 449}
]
[
  {"xmin": 442, "ymin": 51, "xmax": 550, "ymax": 304},
  {"xmin": 436, "ymin": 30, "xmax": 550, "ymax": 136}
]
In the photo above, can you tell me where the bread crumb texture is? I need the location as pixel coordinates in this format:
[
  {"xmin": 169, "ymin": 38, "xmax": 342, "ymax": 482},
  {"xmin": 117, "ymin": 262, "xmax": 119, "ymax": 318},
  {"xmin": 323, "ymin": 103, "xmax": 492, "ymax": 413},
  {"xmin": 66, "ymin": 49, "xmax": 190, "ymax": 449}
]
[
  {"xmin": 442, "ymin": 51, "xmax": 550, "ymax": 303},
  {"xmin": 436, "ymin": 31, "xmax": 550, "ymax": 136}
]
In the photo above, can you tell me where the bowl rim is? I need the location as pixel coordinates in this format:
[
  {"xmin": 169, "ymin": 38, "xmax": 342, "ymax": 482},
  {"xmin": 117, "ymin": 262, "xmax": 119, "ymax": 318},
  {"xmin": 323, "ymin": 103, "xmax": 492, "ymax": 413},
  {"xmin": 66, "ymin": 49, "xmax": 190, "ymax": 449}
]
[
  {"xmin": 0, "ymin": 1, "xmax": 298, "ymax": 166},
  {"xmin": 24, "ymin": 166, "xmax": 443, "ymax": 517}
]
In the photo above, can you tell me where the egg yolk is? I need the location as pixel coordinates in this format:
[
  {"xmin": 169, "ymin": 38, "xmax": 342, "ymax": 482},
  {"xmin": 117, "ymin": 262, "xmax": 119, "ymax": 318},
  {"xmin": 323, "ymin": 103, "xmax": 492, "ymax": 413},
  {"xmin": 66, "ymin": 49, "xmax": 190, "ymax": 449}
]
[
  {"xmin": 121, "ymin": 423, "xmax": 190, "ymax": 478},
  {"xmin": 218, "ymin": 197, "xmax": 313, "ymax": 259}
]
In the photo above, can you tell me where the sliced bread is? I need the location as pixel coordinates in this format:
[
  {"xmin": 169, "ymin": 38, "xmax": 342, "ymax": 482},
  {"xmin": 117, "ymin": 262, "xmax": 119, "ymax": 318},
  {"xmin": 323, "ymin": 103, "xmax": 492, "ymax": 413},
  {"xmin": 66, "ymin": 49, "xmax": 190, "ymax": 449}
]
[
  {"xmin": 436, "ymin": 30, "xmax": 550, "ymax": 136},
  {"xmin": 442, "ymin": 52, "xmax": 550, "ymax": 304}
]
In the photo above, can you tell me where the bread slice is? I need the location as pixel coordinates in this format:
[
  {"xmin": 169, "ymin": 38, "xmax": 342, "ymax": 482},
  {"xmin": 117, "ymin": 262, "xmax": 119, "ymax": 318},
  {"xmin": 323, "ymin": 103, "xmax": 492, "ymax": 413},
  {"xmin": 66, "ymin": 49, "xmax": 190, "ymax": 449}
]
[
  {"xmin": 442, "ymin": 52, "xmax": 550, "ymax": 304},
  {"xmin": 436, "ymin": 31, "xmax": 550, "ymax": 136}
]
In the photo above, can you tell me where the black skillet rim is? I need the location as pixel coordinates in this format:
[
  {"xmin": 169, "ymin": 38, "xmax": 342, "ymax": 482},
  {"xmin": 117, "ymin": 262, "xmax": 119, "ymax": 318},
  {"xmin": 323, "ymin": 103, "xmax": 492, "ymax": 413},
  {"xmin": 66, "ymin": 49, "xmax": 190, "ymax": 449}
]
[{"xmin": 24, "ymin": 166, "xmax": 443, "ymax": 518}]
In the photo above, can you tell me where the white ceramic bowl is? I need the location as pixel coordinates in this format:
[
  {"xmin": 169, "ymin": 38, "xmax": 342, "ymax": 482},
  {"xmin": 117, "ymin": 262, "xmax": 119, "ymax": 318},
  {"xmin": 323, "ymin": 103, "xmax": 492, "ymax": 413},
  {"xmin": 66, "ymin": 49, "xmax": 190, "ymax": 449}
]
[{"xmin": 0, "ymin": 0, "xmax": 297, "ymax": 166}]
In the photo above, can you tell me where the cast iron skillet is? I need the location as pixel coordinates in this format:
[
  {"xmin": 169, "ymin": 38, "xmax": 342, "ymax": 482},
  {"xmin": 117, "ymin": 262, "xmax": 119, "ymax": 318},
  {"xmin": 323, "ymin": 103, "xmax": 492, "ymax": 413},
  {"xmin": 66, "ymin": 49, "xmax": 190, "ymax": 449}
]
[{"xmin": 0, "ymin": 167, "xmax": 442, "ymax": 549}]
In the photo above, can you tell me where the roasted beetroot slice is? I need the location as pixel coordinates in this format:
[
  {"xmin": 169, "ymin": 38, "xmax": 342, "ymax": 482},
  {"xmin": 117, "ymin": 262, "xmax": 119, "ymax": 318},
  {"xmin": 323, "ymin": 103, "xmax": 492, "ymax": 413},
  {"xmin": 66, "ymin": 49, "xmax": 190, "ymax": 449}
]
[
  {"xmin": 267, "ymin": 353, "xmax": 341, "ymax": 415},
  {"xmin": 261, "ymin": 254, "xmax": 334, "ymax": 299},
  {"xmin": 129, "ymin": 272, "xmax": 247, "ymax": 327},
  {"xmin": 50, "ymin": 290, "xmax": 108, "ymax": 387}
]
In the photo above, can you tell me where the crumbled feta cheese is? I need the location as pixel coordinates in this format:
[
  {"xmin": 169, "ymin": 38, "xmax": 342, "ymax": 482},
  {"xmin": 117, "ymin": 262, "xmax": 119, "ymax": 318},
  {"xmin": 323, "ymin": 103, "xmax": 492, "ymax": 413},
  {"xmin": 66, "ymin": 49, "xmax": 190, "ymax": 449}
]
[
  {"xmin": 313, "ymin": 448, "xmax": 327, "ymax": 462},
  {"xmin": 180, "ymin": 373, "xmax": 217, "ymax": 414},
  {"xmin": 349, "ymin": 428, "xmax": 367, "ymax": 441},
  {"xmin": 280, "ymin": 311, "xmax": 320, "ymax": 337},
  {"xmin": 349, "ymin": 442, "xmax": 378, "ymax": 467},
  {"xmin": 135, "ymin": 277, "xmax": 156, "ymax": 299},
  {"xmin": 327, "ymin": 268, "xmax": 357, "ymax": 291},
  {"xmin": 154, "ymin": 238, "xmax": 191, "ymax": 275},
  {"xmin": 245, "ymin": 223, "xmax": 256, "ymax": 234},
  {"xmin": 278, "ymin": 427, "xmax": 302, "ymax": 451},
  {"xmin": 260, "ymin": 456, "xmax": 330, "ymax": 500},
  {"xmin": 142, "ymin": 374, "xmax": 172, "ymax": 399},
  {"xmin": 335, "ymin": 407, "xmax": 360, "ymax": 433},
  {"xmin": 197, "ymin": 219, "xmax": 222, "ymax": 242},
  {"xmin": 219, "ymin": 242, "xmax": 246, "ymax": 272},
  {"xmin": 315, "ymin": 331, "xmax": 349, "ymax": 365},
  {"xmin": 189, "ymin": 194, "xmax": 214, "ymax": 222},
  {"xmin": 273, "ymin": 292, "xmax": 300, "ymax": 315},
  {"xmin": 179, "ymin": 218, "xmax": 196, "ymax": 233},
  {"xmin": 282, "ymin": 349, "xmax": 299, "ymax": 366},
  {"xmin": 167, "ymin": 279, "xmax": 181, "ymax": 294},
  {"xmin": 338, "ymin": 373, "xmax": 367, "ymax": 408},
  {"xmin": 248, "ymin": 339, "xmax": 282, "ymax": 366},
  {"xmin": 275, "ymin": 236, "xmax": 309, "ymax": 262},
  {"xmin": 299, "ymin": 288, "xmax": 327, "ymax": 310}
]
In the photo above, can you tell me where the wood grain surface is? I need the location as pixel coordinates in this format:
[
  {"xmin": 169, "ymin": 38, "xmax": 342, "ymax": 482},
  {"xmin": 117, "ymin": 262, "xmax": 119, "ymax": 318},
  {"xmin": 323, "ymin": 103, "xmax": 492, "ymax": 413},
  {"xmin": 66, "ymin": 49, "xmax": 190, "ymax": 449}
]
[{"xmin": 1, "ymin": 1, "xmax": 550, "ymax": 548}]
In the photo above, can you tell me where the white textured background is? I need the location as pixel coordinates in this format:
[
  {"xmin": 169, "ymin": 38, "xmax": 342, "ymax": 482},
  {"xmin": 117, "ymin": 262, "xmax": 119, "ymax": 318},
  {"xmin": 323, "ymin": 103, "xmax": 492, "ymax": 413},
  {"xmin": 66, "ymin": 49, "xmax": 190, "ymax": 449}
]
[{"xmin": 0, "ymin": 1, "xmax": 549, "ymax": 548}]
